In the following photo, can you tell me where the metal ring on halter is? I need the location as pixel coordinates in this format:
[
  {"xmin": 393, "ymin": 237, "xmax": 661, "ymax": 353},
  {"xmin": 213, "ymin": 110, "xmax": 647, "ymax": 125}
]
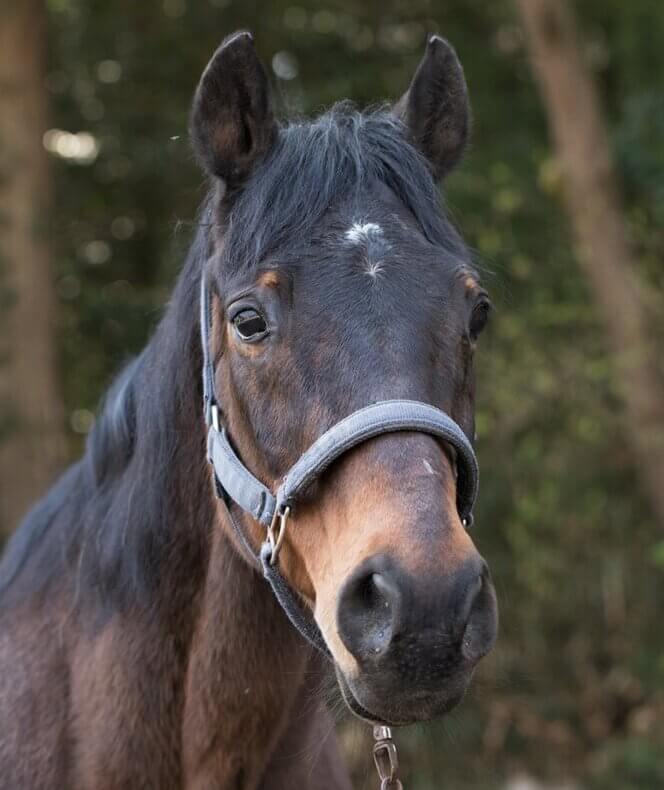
[{"xmin": 267, "ymin": 505, "xmax": 290, "ymax": 565}]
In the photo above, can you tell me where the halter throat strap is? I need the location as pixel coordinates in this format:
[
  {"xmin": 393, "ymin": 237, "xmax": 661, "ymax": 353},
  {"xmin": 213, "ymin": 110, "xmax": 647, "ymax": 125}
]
[{"xmin": 200, "ymin": 276, "xmax": 479, "ymax": 659}]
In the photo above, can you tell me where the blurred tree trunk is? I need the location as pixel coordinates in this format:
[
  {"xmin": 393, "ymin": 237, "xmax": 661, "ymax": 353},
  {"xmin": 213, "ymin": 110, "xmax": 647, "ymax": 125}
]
[
  {"xmin": 516, "ymin": 0, "xmax": 664, "ymax": 528},
  {"xmin": 0, "ymin": 0, "xmax": 64, "ymax": 536}
]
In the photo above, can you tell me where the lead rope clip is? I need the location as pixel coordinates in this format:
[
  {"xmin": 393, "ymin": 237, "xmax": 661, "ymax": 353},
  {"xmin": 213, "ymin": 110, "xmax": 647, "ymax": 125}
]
[{"xmin": 373, "ymin": 726, "xmax": 403, "ymax": 790}]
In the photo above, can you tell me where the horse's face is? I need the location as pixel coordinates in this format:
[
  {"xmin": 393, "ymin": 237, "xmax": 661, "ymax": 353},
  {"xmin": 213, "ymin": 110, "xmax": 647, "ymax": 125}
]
[{"xmin": 192, "ymin": 32, "xmax": 498, "ymax": 725}]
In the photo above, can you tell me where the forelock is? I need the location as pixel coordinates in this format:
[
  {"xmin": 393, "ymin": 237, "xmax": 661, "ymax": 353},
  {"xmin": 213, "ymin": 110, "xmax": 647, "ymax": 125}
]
[{"xmin": 218, "ymin": 104, "xmax": 467, "ymax": 272}]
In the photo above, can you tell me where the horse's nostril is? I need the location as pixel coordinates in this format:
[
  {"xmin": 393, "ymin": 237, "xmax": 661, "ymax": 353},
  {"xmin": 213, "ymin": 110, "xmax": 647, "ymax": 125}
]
[
  {"xmin": 461, "ymin": 567, "xmax": 498, "ymax": 662},
  {"xmin": 337, "ymin": 559, "xmax": 403, "ymax": 662},
  {"xmin": 370, "ymin": 572, "xmax": 398, "ymax": 611},
  {"xmin": 457, "ymin": 569, "xmax": 484, "ymax": 628}
]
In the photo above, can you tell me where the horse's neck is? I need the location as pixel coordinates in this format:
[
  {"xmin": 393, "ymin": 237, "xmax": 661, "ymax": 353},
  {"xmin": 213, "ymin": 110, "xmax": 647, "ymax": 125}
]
[{"xmin": 182, "ymin": 507, "xmax": 317, "ymax": 784}]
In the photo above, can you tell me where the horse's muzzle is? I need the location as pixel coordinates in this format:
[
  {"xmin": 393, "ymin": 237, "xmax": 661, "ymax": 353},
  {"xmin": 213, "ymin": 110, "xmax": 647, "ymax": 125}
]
[{"xmin": 335, "ymin": 552, "xmax": 498, "ymax": 724}]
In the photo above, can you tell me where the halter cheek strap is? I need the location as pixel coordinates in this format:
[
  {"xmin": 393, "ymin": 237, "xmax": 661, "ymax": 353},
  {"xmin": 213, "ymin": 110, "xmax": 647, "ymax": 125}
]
[{"xmin": 200, "ymin": 276, "xmax": 479, "ymax": 659}]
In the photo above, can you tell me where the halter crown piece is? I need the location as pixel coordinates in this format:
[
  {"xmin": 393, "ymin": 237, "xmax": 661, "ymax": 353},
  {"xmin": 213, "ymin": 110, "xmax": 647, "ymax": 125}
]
[{"xmin": 200, "ymin": 274, "xmax": 479, "ymax": 787}]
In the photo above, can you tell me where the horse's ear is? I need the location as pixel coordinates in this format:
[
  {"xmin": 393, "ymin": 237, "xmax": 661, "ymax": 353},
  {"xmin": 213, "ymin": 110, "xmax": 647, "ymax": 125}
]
[
  {"xmin": 394, "ymin": 35, "xmax": 471, "ymax": 180},
  {"xmin": 190, "ymin": 31, "xmax": 276, "ymax": 186}
]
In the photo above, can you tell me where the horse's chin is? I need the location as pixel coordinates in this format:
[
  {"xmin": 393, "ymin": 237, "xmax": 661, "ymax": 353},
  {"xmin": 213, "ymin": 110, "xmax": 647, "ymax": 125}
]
[
  {"xmin": 335, "ymin": 669, "xmax": 396, "ymax": 725},
  {"xmin": 334, "ymin": 665, "xmax": 469, "ymax": 727}
]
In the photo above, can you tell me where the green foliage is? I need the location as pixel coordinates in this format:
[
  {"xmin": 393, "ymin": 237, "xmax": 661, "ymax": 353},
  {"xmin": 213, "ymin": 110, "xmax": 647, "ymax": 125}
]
[{"xmin": 41, "ymin": 0, "xmax": 664, "ymax": 786}]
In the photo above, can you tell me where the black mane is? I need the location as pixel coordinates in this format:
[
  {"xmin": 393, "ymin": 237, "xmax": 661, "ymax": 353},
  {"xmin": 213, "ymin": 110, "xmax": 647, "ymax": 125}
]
[
  {"xmin": 0, "ymin": 106, "xmax": 467, "ymax": 611},
  {"xmin": 0, "ymin": 225, "xmax": 209, "ymax": 612}
]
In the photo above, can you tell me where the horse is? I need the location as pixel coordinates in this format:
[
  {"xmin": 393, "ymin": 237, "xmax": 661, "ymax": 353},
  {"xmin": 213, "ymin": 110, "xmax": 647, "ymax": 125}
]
[{"xmin": 0, "ymin": 31, "xmax": 498, "ymax": 789}]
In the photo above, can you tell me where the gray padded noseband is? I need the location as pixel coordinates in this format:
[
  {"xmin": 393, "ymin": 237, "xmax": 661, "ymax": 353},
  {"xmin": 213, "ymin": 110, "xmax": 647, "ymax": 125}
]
[
  {"xmin": 207, "ymin": 400, "xmax": 478, "ymax": 529},
  {"xmin": 200, "ymin": 277, "xmax": 479, "ymax": 658}
]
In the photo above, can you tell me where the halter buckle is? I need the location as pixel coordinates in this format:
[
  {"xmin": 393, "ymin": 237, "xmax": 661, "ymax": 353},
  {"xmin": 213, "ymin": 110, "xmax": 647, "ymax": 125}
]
[
  {"xmin": 267, "ymin": 505, "xmax": 290, "ymax": 566},
  {"xmin": 210, "ymin": 403, "xmax": 220, "ymax": 432}
]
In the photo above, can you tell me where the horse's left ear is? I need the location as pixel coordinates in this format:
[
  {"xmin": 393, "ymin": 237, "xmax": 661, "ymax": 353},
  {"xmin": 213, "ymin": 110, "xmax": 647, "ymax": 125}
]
[
  {"xmin": 190, "ymin": 31, "xmax": 276, "ymax": 186},
  {"xmin": 394, "ymin": 35, "xmax": 471, "ymax": 180}
]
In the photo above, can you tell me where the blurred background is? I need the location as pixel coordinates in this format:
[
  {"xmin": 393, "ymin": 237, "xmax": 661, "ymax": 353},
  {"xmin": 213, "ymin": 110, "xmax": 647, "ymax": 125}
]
[{"xmin": 1, "ymin": 0, "xmax": 663, "ymax": 788}]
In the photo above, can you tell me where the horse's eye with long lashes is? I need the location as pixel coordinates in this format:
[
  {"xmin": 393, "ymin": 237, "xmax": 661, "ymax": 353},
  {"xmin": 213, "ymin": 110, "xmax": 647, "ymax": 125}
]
[
  {"xmin": 232, "ymin": 309, "xmax": 268, "ymax": 341},
  {"xmin": 469, "ymin": 299, "xmax": 492, "ymax": 340}
]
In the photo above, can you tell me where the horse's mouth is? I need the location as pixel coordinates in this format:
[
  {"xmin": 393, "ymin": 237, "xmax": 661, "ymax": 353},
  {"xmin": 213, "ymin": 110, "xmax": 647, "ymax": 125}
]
[
  {"xmin": 335, "ymin": 668, "xmax": 405, "ymax": 726},
  {"xmin": 334, "ymin": 664, "xmax": 470, "ymax": 727}
]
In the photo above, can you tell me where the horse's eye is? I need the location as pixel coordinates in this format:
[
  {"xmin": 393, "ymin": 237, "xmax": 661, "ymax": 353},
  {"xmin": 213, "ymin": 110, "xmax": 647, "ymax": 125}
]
[
  {"xmin": 232, "ymin": 309, "xmax": 268, "ymax": 341},
  {"xmin": 469, "ymin": 299, "xmax": 492, "ymax": 340}
]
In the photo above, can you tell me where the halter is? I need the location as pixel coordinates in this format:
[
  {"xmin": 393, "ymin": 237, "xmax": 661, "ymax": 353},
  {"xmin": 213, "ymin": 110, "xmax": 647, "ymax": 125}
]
[{"xmin": 200, "ymin": 274, "xmax": 479, "ymax": 659}]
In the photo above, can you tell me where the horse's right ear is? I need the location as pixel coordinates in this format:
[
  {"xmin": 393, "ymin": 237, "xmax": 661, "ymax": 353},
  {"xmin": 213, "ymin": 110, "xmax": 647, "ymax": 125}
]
[{"xmin": 190, "ymin": 31, "xmax": 276, "ymax": 186}]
